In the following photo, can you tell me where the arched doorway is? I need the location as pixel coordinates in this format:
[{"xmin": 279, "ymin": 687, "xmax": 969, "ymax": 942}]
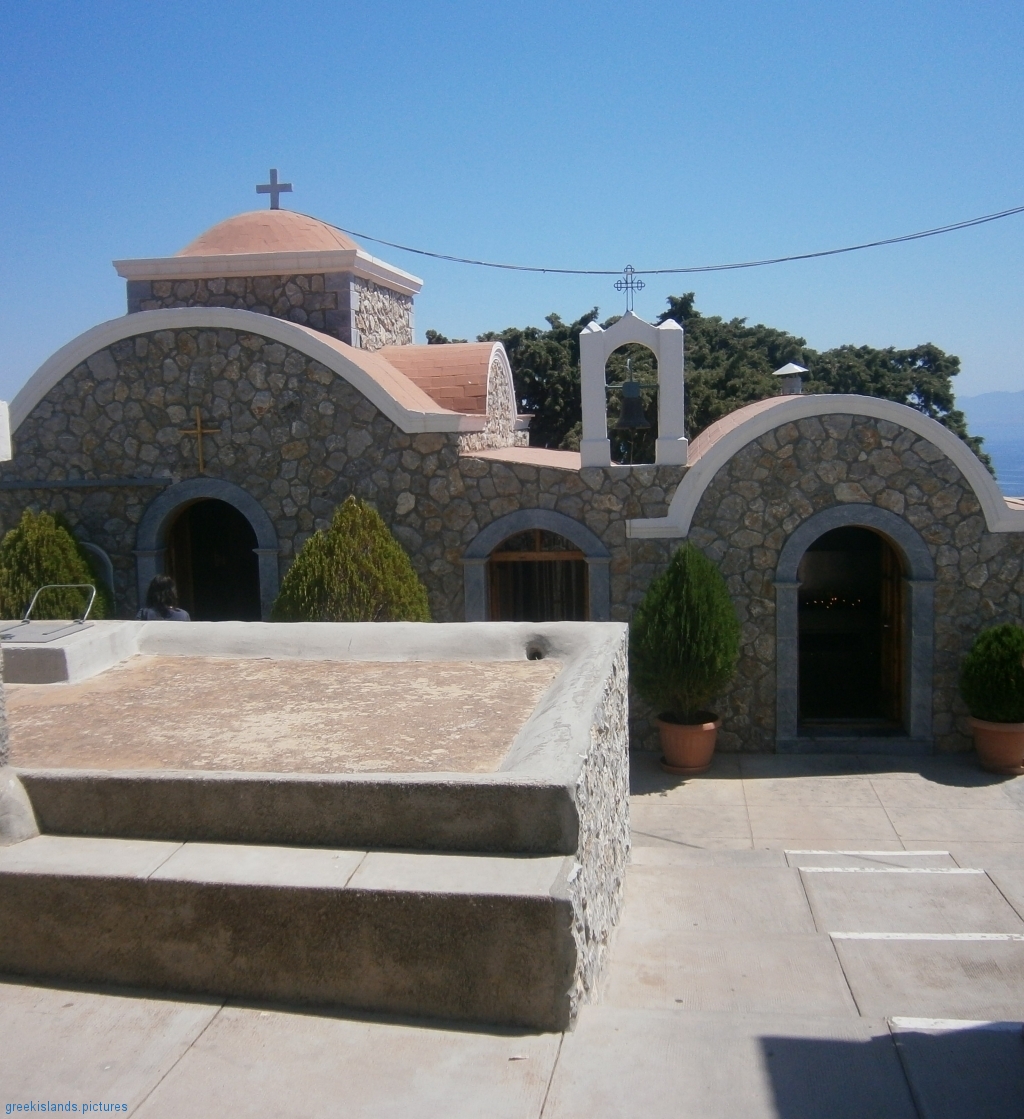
[
  {"xmin": 797, "ymin": 527, "xmax": 904, "ymax": 730},
  {"xmin": 774, "ymin": 504, "xmax": 936, "ymax": 753},
  {"xmin": 136, "ymin": 478, "xmax": 280, "ymax": 620},
  {"xmin": 488, "ymin": 529, "xmax": 589, "ymax": 621},
  {"xmin": 166, "ymin": 500, "xmax": 261, "ymax": 621}
]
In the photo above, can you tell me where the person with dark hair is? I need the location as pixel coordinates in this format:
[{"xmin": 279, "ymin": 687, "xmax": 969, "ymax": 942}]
[{"xmin": 136, "ymin": 574, "xmax": 191, "ymax": 620}]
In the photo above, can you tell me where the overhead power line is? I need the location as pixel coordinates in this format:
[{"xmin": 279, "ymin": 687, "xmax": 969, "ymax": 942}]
[{"xmin": 317, "ymin": 202, "xmax": 1024, "ymax": 277}]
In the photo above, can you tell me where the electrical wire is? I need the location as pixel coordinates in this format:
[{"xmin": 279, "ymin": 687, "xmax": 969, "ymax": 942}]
[{"xmin": 314, "ymin": 202, "xmax": 1024, "ymax": 276}]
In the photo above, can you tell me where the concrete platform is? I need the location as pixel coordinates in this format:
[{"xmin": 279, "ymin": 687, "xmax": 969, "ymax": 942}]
[{"xmin": 1, "ymin": 620, "xmax": 630, "ymax": 1030}]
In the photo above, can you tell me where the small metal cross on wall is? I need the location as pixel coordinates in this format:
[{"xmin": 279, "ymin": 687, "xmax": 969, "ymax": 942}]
[
  {"xmin": 614, "ymin": 266, "xmax": 645, "ymax": 313},
  {"xmin": 179, "ymin": 407, "xmax": 220, "ymax": 474},
  {"xmin": 256, "ymin": 168, "xmax": 293, "ymax": 210}
]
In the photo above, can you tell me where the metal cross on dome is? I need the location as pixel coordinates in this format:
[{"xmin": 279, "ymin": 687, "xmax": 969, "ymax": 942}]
[
  {"xmin": 256, "ymin": 168, "xmax": 293, "ymax": 210},
  {"xmin": 614, "ymin": 266, "xmax": 645, "ymax": 313}
]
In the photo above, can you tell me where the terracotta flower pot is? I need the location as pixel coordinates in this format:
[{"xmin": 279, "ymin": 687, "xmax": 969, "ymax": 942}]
[
  {"xmin": 969, "ymin": 717, "xmax": 1024, "ymax": 776},
  {"xmin": 657, "ymin": 715, "xmax": 721, "ymax": 776}
]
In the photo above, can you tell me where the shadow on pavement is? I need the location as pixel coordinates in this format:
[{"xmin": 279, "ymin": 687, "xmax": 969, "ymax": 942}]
[{"xmin": 761, "ymin": 1024, "xmax": 1024, "ymax": 1119}]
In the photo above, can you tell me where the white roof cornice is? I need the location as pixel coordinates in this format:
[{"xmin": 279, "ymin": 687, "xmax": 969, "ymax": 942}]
[
  {"xmin": 112, "ymin": 249, "xmax": 423, "ymax": 296},
  {"xmin": 627, "ymin": 393, "xmax": 1024, "ymax": 538},
  {"xmin": 10, "ymin": 308, "xmax": 483, "ymax": 436}
]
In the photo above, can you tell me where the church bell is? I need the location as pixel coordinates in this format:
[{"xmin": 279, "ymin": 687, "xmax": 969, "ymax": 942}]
[{"xmin": 611, "ymin": 379, "xmax": 651, "ymax": 430}]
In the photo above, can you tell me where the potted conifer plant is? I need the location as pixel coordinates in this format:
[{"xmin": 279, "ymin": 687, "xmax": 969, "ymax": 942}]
[
  {"xmin": 959, "ymin": 623, "xmax": 1024, "ymax": 775},
  {"xmin": 631, "ymin": 543, "xmax": 740, "ymax": 774}
]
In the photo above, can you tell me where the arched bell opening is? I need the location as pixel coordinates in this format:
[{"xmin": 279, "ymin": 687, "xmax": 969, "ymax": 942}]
[
  {"xmin": 605, "ymin": 343, "xmax": 658, "ymax": 465},
  {"xmin": 797, "ymin": 526, "xmax": 906, "ymax": 731}
]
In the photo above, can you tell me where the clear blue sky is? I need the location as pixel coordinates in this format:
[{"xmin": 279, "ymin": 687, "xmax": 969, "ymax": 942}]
[{"xmin": 1, "ymin": 0, "xmax": 1022, "ymax": 404}]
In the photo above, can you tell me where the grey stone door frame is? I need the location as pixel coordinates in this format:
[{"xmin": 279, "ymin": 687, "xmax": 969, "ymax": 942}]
[
  {"xmin": 135, "ymin": 478, "xmax": 280, "ymax": 620},
  {"xmin": 463, "ymin": 509, "xmax": 611, "ymax": 621},
  {"xmin": 774, "ymin": 504, "xmax": 935, "ymax": 753}
]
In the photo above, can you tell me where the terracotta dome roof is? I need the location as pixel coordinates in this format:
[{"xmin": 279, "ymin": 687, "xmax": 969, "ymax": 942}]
[{"xmin": 176, "ymin": 210, "xmax": 360, "ymax": 257}]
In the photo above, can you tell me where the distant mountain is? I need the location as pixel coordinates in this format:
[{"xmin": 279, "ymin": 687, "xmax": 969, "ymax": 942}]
[{"xmin": 960, "ymin": 391, "xmax": 1024, "ymax": 497}]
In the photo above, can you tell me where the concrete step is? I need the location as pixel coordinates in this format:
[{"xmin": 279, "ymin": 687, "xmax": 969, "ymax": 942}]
[
  {"xmin": 15, "ymin": 767, "xmax": 578, "ymax": 854},
  {"xmin": 0, "ymin": 835, "xmax": 577, "ymax": 1031}
]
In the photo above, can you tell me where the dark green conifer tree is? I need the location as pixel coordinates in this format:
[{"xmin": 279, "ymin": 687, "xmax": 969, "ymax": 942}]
[
  {"xmin": 272, "ymin": 496, "xmax": 431, "ymax": 622},
  {"xmin": 0, "ymin": 509, "xmax": 108, "ymax": 619}
]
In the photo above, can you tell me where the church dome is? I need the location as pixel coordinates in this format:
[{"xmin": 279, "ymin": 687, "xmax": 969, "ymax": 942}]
[{"xmin": 176, "ymin": 210, "xmax": 361, "ymax": 257}]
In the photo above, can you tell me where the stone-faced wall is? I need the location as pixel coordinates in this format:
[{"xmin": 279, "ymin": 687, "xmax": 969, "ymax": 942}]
[
  {"xmin": 685, "ymin": 413, "xmax": 1024, "ymax": 754},
  {"xmin": 352, "ymin": 278, "xmax": 414, "ymax": 350},
  {"xmin": 0, "ymin": 327, "xmax": 681, "ymax": 630},
  {"xmin": 126, "ymin": 272, "xmax": 413, "ymax": 351}
]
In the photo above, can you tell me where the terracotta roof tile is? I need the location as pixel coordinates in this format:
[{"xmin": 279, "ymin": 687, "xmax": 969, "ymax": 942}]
[{"xmin": 379, "ymin": 343, "xmax": 495, "ymax": 415}]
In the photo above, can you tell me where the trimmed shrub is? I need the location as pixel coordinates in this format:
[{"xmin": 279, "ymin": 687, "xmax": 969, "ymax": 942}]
[
  {"xmin": 960, "ymin": 623, "xmax": 1024, "ymax": 723},
  {"xmin": 272, "ymin": 496, "xmax": 431, "ymax": 622},
  {"xmin": 630, "ymin": 543, "xmax": 740, "ymax": 723},
  {"xmin": 0, "ymin": 509, "xmax": 108, "ymax": 620}
]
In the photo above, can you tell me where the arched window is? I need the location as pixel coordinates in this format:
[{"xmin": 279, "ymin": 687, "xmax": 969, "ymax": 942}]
[{"xmin": 489, "ymin": 529, "xmax": 589, "ymax": 621}]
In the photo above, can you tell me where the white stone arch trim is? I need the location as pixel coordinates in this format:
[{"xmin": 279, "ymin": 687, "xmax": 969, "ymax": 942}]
[
  {"xmin": 627, "ymin": 394, "xmax": 1024, "ymax": 538},
  {"xmin": 10, "ymin": 308, "xmax": 488, "ymax": 437},
  {"xmin": 578, "ymin": 311, "xmax": 686, "ymax": 467}
]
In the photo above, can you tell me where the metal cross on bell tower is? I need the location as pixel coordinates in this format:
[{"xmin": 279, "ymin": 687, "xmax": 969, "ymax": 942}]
[
  {"xmin": 256, "ymin": 168, "xmax": 293, "ymax": 209},
  {"xmin": 614, "ymin": 265, "xmax": 645, "ymax": 313}
]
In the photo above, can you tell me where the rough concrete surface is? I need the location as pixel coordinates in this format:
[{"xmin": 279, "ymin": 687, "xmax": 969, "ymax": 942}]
[{"xmin": 8, "ymin": 655, "xmax": 561, "ymax": 773}]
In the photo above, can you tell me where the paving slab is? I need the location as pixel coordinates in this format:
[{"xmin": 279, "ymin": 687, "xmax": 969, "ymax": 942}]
[
  {"xmin": 801, "ymin": 868, "xmax": 1024, "ymax": 933},
  {"xmin": 0, "ymin": 977, "xmax": 221, "ymax": 1110},
  {"xmin": 601, "ymin": 929, "xmax": 858, "ymax": 1016},
  {"xmin": 543, "ymin": 1008, "xmax": 918, "ymax": 1119},
  {"xmin": 868, "ymin": 774, "xmax": 1021, "ymax": 810},
  {"xmin": 0, "ymin": 834, "xmax": 181, "ymax": 878},
  {"xmin": 833, "ymin": 939, "xmax": 1024, "ymax": 1020},
  {"xmin": 622, "ymin": 866, "xmax": 815, "ymax": 933},
  {"xmin": 889, "ymin": 1018, "xmax": 1024, "ymax": 1119},
  {"xmin": 629, "ymin": 803, "xmax": 752, "ymax": 845},
  {"xmin": 631, "ymin": 778, "xmax": 748, "ymax": 807},
  {"xmin": 740, "ymin": 754, "xmax": 870, "ymax": 778},
  {"xmin": 982, "ymin": 860, "xmax": 1024, "ymax": 921},
  {"xmin": 786, "ymin": 849, "xmax": 955, "ymax": 869},
  {"xmin": 743, "ymin": 776, "xmax": 883, "ymax": 807},
  {"xmin": 130, "ymin": 1003, "xmax": 560, "ymax": 1119},
  {"xmin": 885, "ymin": 806, "xmax": 1024, "ymax": 843},
  {"xmin": 748, "ymin": 804, "xmax": 901, "ymax": 844},
  {"xmin": 630, "ymin": 847, "xmax": 787, "ymax": 868}
]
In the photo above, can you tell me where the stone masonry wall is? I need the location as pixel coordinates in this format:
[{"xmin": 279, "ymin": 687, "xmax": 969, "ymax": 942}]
[
  {"xmin": 0, "ymin": 328, "xmax": 681, "ymax": 631},
  {"xmin": 352, "ymin": 278, "xmax": 414, "ymax": 351},
  {"xmin": 127, "ymin": 273, "xmax": 413, "ymax": 351},
  {"xmin": 7, "ymin": 331, "xmax": 1018, "ymax": 753},
  {"xmin": 685, "ymin": 414, "xmax": 1024, "ymax": 754}
]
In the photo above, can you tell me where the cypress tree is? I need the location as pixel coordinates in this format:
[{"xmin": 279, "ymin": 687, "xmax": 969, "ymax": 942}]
[
  {"xmin": 630, "ymin": 543, "xmax": 740, "ymax": 723},
  {"xmin": 272, "ymin": 496, "xmax": 431, "ymax": 622},
  {"xmin": 0, "ymin": 509, "xmax": 108, "ymax": 620}
]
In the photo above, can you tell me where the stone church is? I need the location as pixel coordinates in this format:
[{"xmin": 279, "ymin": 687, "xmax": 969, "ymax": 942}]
[{"xmin": 4, "ymin": 195, "xmax": 1023, "ymax": 754}]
